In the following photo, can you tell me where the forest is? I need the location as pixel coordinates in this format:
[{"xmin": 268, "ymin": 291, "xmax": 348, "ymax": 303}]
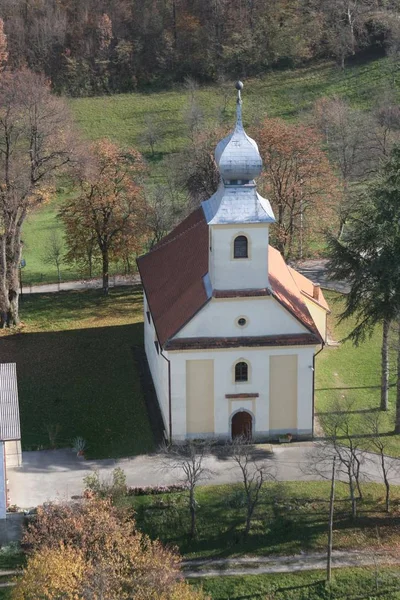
[{"xmin": 1, "ymin": 0, "xmax": 400, "ymax": 95}]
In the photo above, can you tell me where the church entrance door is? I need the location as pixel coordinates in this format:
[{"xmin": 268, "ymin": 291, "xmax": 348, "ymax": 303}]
[{"xmin": 231, "ymin": 411, "xmax": 252, "ymax": 440}]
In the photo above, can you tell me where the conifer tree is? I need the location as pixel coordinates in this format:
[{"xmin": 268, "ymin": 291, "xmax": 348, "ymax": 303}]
[{"xmin": 328, "ymin": 146, "xmax": 400, "ymax": 421}]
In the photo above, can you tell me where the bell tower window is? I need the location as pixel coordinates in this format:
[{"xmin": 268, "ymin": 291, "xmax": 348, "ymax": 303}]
[{"xmin": 234, "ymin": 235, "xmax": 248, "ymax": 259}]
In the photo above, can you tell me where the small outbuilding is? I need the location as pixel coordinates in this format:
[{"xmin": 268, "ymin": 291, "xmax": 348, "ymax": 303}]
[{"xmin": 0, "ymin": 363, "xmax": 21, "ymax": 518}]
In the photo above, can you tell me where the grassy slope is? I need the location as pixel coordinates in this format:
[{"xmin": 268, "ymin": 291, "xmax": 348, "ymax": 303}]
[
  {"xmin": 315, "ymin": 291, "xmax": 400, "ymax": 455},
  {"xmin": 22, "ymin": 56, "xmax": 398, "ymax": 284},
  {"xmin": 130, "ymin": 481, "xmax": 400, "ymax": 560},
  {"xmin": 0, "ymin": 286, "xmax": 154, "ymax": 458}
]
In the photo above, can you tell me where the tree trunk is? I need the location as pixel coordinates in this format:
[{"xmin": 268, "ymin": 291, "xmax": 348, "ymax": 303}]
[
  {"xmin": 189, "ymin": 487, "xmax": 196, "ymax": 539},
  {"xmin": 380, "ymin": 452, "xmax": 390, "ymax": 512},
  {"xmin": 6, "ymin": 228, "xmax": 22, "ymax": 326},
  {"xmin": 395, "ymin": 321, "xmax": 400, "ymax": 433},
  {"xmin": 349, "ymin": 472, "xmax": 357, "ymax": 519},
  {"xmin": 244, "ymin": 503, "xmax": 253, "ymax": 539},
  {"xmin": 327, "ymin": 456, "xmax": 336, "ymax": 582},
  {"xmin": 102, "ymin": 249, "xmax": 109, "ymax": 296},
  {"xmin": 0, "ymin": 235, "xmax": 9, "ymax": 328},
  {"xmin": 381, "ymin": 318, "xmax": 390, "ymax": 411}
]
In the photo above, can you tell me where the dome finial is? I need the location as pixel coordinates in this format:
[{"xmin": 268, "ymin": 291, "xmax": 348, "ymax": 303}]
[
  {"xmin": 235, "ymin": 81, "xmax": 244, "ymax": 131},
  {"xmin": 214, "ymin": 79, "xmax": 263, "ymax": 182}
]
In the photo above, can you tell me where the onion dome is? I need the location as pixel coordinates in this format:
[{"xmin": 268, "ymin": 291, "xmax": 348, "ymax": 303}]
[{"xmin": 215, "ymin": 81, "xmax": 262, "ymax": 183}]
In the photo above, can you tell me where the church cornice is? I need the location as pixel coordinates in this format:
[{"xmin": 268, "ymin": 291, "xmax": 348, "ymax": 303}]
[
  {"xmin": 165, "ymin": 333, "xmax": 319, "ymax": 351},
  {"xmin": 212, "ymin": 288, "xmax": 271, "ymax": 298}
]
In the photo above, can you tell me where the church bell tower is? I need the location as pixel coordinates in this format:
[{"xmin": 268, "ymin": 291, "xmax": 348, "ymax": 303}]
[{"xmin": 201, "ymin": 82, "xmax": 275, "ymax": 292}]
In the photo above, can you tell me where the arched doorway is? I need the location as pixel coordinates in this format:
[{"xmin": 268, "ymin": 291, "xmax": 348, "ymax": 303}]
[{"xmin": 231, "ymin": 411, "xmax": 253, "ymax": 440}]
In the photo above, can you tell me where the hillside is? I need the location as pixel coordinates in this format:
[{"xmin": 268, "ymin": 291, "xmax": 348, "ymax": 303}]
[{"xmin": 22, "ymin": 56, "xmax": 399, "ymax": 285}]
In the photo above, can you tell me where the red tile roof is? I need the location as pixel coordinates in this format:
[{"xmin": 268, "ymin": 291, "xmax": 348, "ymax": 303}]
[
  {"xmin": 137, "ymin": 208, "xmax": 327, "ymax": 347},
  {"xmin": 288, "ymin": 266, "xmax": 330, "ymax": 312},
  {"xmin": 137, "ymin": 208, "xmax": 209, "ymax": 347}
]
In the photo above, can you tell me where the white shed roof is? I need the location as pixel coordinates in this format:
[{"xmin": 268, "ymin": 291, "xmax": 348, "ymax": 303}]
[{"xmin": 0, "ymin": 364, "xmax": 21, "ymax": 441}]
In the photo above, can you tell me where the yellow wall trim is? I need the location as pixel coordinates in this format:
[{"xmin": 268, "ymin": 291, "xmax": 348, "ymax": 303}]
[
  {"xmin": 186, "ymin": 359, "xmax": 214, "ymax": 434},
  {"xmin": 269, "ymin": 354, "xmax": 297, "ymax": 430}
]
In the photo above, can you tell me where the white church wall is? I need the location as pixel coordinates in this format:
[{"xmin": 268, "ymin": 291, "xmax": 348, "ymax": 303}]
[
  {"xmin": 209, "ymin": 224, "xmax": 269, "ymax": 290},
  {"xmin": 175, "ymin": 296, "xmax": 307, "ymax": 339},
  {"xmin": 168, "ymin": 345, "xmax": 316, "ymax": 440},
  {"xmin": 143, "ymin": 294, "xmax": 169, "ymax": 436}
]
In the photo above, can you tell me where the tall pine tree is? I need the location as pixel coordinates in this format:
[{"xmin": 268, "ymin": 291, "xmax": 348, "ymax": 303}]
[{"xmin": 328, "ymin": 146, "xmax": 400, "ymax": 424}]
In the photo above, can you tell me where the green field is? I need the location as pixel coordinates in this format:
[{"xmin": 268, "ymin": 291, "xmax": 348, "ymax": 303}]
[
  {"xmin": 0, "ymin": 286, "xmax": 154, "ymax": 458},
  {"xmin": 22, "ymin": 56, "xmax": 400, "ymax": 285},
  {"xmin": 315, "ymin": 291, "xmax": 400, "ymax": 455},
  {"xmin": 195, "ymin": 567, "xmax": 400, "ymax": 600},
  {"xmin": 129, "ymin": 481, "xmax": 400, "ymax": 560}
]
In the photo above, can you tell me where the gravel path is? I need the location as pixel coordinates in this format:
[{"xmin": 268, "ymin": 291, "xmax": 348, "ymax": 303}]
[
  {"xmin": 183, "ymin": 549, "xmax": 398, "ymax": 578},
  {"xmin": 21, "ymin": 274, "xmax": 140, "ymax": 294}
]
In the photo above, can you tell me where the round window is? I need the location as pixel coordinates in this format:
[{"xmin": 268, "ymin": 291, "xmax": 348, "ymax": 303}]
[{"xmin": 238, "ymin": 318, "xmax": 247, "ymax": 327}]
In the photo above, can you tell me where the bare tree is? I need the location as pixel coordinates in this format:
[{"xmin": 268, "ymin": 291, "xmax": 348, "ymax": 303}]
[
  {"xmin": 42, "ymin": 231, "xmax": 64, "ymax": 283},
  {"xmin": 183, "ymin": 76, "xmax": 199, "ymax": 104},
  {"xmin": 0, "ymin": 69, "xmax": 77, "ymax": 326},
  {"xmin": 364, "ymin": 412, "xmax": 399, "ymax": 512},
  {"xmin": 320, "ymin": 407, "xmax": 365, "ymax": 518},
  {"xmin": 227, "ymin": 436, "xmax": 275, "ymax": 539},
  {"xmin": 146, "ymin": 185, "xmax": 181, "ymax": 248},
  {"xmin": 160, "ymin": 440, "xmax": 213, "ymax": 538},
  {"xmin": 172, "ymin": 125, "xmax": 223, "ymax": 208},
  {"xmin": 308, "ymin": 401, "xmax": 366, "ymax": 519},
  {"xmin": 185, "ymin": 101, "xmax": 204, "ymax": 142},
  {"xmin": 141, "ymin": 116, "xmax": 163, "ymax": 157},
  {"xmin": 312, "ymin": 96, "xmax": 367, "ymax": 235}
]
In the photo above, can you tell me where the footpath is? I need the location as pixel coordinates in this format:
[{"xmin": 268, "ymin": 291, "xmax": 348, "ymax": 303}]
[
  {"xmin": 20, "ymin": 259, "xmax": 346, "ymax": 296},
  {"xmin": 183, "ymin": 549, "xmax": 399, "ymax": 578},
  {"xmin": 21, "ymin": 273, "xmax": 140, "ymax": 295}
]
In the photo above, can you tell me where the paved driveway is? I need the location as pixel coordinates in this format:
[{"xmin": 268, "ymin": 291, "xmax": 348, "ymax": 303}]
[{"xmin": 7, "ymin": 443, "xmax": 400, "ymax": 509}]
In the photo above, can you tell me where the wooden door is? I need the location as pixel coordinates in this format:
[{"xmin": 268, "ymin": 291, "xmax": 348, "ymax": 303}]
[{"xmin": 231, "ymin": 411, "xmax": 252, "ymax": 440}]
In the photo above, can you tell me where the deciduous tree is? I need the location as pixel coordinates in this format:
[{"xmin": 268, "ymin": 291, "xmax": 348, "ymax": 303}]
[
  {"xmin": 61, "ymin": 139, "xmax": 148, "ymax": 295},
  {"xmin": 160, "ymin": 441, "xmax": 213, "ymax": 539},
  {"xmin": 20, "ymin": 497, "xmax": 207, "ymax": 600},
  {"xmin": 227, "ymin": 436, "xmax": 275, "ymax": 539},
  {"xmin": 256, "ymin": 117, "xmax": 340, "ymax": 259},
  {"xmin": 0, "ymin": 69, "xmax": 76, "ymax": 326}
]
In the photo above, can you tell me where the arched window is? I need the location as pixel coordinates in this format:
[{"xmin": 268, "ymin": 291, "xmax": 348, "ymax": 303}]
[
  {"xmin": 235, "ymin": 361, "xmax": 248, "ymax": 382},
  {"xmin": 234, "ymin": 235, "xmax": 248, "ymax": 259}
]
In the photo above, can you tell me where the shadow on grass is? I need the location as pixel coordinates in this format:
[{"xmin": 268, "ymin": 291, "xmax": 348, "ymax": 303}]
[
  {"xmin": 316, "ymin": 406, "xmax": 381, "ymax": 415},
  {"xmin": 316, "ymin": 386, "xmax": 395, "ymax": 394},
  {"xmin": 18, "ymin": 285, "xmax": 143, "ymax": 328},
  {"xmin": 0, "ymin": 318, "xmax": 154, "ymax": 459}
]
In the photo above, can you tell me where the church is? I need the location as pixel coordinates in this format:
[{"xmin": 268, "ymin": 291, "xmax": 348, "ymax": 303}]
[{"xmin": 137, "ymin": 82, "xmax": 329, "ymax": 442}]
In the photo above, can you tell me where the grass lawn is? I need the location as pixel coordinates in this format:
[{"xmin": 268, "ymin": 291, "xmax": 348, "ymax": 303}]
[
  {"xmin": 22, "ymin": 55, "xmax": 399, "ymax": 285},
  {"xmin": 195, "ymin": 567, "xmax": 400, "ymax": 600},
  {"xmin": 315, "ymin": 290, "xmax": 400, "ymax": 455},
  {"xmin": 128, "ymin": 482, "xmax": 400, "ymax": 560},
  {"xmin": 0, "ymin": 286, "xmax": 154, "ymax": 459},
  {"xmin": 70, "ymin": 56, "xmax": 398, "ymax": 159},
  {"xmin": 22, "ymin": 194, "xmax": 83, "ymax": 287}
]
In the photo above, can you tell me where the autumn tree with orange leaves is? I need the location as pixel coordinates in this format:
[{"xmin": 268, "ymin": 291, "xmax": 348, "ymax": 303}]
[
  {"xmin": 61, "ymin": 139, "xmax": 148, "ymax": 294},
  {"xmin": 16, "ymin": 496, "xmax": 207, "ymax": 600},
  {"xmin": 256, "ymin": 117, "xmax": 340, "ymax": 260}
]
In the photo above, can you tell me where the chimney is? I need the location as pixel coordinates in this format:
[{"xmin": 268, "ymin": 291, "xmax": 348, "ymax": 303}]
[{"xmin": 313, "ymin": 283, "xmax": 320, "ymax": 301}]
